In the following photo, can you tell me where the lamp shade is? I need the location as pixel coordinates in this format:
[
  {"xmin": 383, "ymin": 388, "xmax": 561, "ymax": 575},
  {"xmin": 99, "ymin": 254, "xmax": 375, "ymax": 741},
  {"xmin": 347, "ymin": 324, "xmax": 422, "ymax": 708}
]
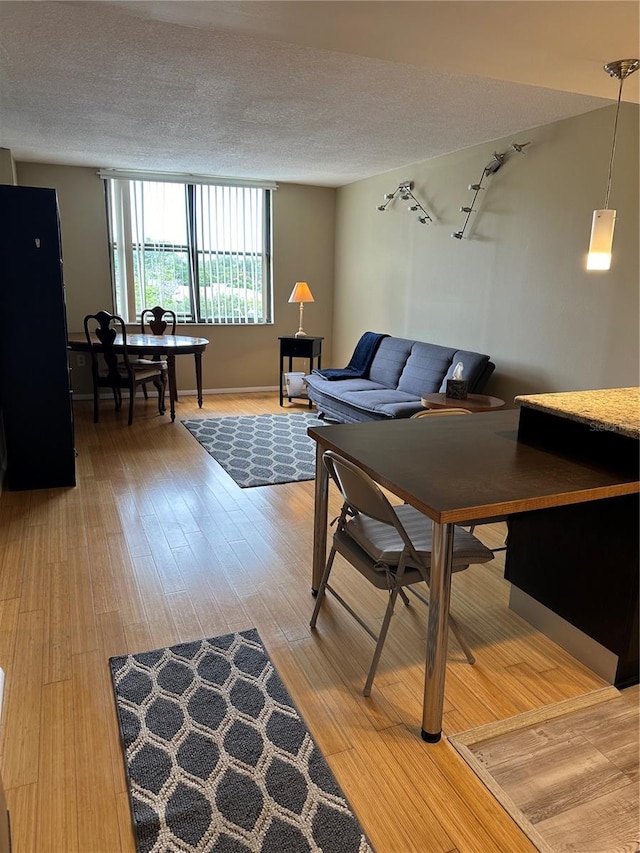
[
  {"xmin": 288, "ymin": 281, "xmax": 314, "ymax": 303},
  {"xmin": 587, "ymin": 209, "xmax": 616, "ymax": 271}
]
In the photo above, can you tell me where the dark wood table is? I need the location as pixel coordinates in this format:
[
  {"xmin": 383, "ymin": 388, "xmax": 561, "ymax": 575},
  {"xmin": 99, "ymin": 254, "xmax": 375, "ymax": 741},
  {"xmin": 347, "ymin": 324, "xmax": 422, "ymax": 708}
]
[
  {"xmin": 421, "ymin": 392, "xmax": 505, "ymax": 412},
  {"xmin": 307, "ymin": 411, "xmax": 639, "ymax": 742},
  {"xmin": 68, "ymin": 333, "xmax": 209, "ymax": 422}
]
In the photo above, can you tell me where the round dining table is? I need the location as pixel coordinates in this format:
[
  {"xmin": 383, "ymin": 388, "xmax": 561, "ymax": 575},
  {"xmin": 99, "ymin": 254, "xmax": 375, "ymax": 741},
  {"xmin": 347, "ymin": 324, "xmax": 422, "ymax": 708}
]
[{"xmin": 67, "ymin": 332, "xmax": 209, "ymax": 422}]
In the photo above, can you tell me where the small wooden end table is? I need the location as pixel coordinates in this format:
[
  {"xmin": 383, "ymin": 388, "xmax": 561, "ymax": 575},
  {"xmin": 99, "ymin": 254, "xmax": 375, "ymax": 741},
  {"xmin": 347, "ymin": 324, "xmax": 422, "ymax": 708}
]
[
  {"xmin": 279, "ymin": 335, "xmax": 324, "ymax": 408},
  {"xmin": 421, "ymin": 392, "xmax": 505, "ymax": 413}
]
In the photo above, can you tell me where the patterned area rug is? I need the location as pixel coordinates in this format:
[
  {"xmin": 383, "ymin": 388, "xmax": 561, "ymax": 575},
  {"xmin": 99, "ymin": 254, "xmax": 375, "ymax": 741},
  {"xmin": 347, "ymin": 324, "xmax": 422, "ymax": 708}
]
[
  {"xmin": 110, "ymin": 628, "xmax": 373, "ymax": 853},
  {"xmin": 181, "ymin": 413, "xmax": 325, "ymax": 488}
]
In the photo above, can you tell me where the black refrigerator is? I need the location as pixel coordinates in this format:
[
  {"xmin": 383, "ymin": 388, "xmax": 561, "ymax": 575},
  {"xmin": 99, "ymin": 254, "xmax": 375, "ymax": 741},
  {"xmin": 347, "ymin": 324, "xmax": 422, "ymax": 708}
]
[{"xmin": 0, "ymin": 184, "xmax": 76, "ymax": 490}]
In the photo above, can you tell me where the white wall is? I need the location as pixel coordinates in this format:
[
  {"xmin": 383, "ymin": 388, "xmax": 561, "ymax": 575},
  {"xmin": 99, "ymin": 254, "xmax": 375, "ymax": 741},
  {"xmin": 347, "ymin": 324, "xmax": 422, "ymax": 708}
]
[{"xmin": 334, "ymin": 105, "xmax": 639, "ymax": 404}]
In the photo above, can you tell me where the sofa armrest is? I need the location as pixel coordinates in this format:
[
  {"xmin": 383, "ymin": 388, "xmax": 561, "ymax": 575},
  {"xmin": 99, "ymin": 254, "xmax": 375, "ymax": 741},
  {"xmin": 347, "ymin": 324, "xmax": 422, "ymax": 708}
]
[
  {"xmin": 438, "ymin": 350, "xmax": 494, "ymax": 394},
  {"xmin": 470, "ymin": 361, "xmax": 495, "ymax": 393}
]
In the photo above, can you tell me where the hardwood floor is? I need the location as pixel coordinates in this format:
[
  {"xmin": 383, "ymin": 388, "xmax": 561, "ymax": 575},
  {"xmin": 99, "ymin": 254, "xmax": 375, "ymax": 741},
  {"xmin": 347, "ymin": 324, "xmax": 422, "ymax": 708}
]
[{"xmin": 0, "ymin": 392, "xmax": 616, "ymax": 852}]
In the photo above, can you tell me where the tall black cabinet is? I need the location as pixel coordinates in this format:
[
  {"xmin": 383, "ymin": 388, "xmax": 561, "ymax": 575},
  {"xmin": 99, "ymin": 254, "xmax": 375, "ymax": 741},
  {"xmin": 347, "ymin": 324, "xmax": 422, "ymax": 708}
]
[{"xmin": 0, "ymin": 184, "xmax": 76, "ymax": 490}]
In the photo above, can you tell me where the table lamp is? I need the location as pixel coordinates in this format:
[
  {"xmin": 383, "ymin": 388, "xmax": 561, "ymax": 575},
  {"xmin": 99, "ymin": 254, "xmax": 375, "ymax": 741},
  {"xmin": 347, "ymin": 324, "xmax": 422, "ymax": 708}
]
[{"xmin": 288, "ymin": 281, "xmax": 314, "ymax": 337}]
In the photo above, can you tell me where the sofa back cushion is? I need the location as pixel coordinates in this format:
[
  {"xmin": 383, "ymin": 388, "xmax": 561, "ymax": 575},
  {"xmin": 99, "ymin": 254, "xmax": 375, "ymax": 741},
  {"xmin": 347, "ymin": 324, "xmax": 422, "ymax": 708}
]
[
  {"xmin": 397, "ymin": 342, "xmax": 491, "ymax": 396},
  {"xmin": 368, "ymin": 337, "xmax": 415, "ymax": 387},
  {"xmin": 438, "ymin": 349, "xmax": 492, "ymax": 392},
  {"xmin": 396, "ymin": 342, "xmax": 457, "ymax": 395}
]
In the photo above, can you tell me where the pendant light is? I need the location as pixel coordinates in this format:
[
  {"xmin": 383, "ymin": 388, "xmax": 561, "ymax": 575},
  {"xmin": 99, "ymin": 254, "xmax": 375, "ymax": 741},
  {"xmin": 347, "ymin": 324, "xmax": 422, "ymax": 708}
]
[{"xmin": 587, "ymin": 58, "xmax": 639, "ymax": 271}]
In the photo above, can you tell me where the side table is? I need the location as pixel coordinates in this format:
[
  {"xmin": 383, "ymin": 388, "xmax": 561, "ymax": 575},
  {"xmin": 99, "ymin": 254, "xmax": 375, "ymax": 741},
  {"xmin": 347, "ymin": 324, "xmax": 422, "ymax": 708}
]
[
  {"xmin": 420, "ymin": 392, "xmax": 505, "ymax": 413},
  {"xmin": 279, "ymin": 336, "xmax": 324, "ymax": 407}
]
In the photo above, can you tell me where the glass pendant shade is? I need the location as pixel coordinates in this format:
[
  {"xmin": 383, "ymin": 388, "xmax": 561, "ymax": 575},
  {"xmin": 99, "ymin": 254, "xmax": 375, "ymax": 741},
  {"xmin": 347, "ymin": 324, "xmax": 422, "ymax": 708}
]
[
  {"xmin": 586, "ymin": 59, "xmax": 638, "ymax": 272},
  {"xmin": 587, "ymin": 209, "xmax": 616, "ymax": 271}
]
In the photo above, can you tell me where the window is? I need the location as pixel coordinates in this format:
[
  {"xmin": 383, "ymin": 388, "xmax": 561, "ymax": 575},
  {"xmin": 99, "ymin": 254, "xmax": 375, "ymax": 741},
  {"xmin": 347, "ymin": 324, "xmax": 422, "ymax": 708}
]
[{"xmin": 103, "ymin": 174, "xmax": 273, "ymax": 325}]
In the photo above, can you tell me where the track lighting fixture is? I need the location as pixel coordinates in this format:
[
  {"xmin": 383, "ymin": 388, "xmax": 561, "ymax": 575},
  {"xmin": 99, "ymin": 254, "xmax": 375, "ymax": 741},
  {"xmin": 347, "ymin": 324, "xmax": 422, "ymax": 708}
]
[
  {"xmin": 376, "ymin": 181, "xmax": 433, "ymax": 224},
  {"xmin": 451, "ymin": 142, "xmax": 530, "ymax": 240}
]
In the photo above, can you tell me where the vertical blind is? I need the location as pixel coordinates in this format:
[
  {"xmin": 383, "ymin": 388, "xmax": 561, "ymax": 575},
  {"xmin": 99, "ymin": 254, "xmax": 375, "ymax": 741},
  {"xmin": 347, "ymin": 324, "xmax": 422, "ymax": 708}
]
[{"xmin": 103, "ymin": 174, "xmax": 273, "ymax": 325}]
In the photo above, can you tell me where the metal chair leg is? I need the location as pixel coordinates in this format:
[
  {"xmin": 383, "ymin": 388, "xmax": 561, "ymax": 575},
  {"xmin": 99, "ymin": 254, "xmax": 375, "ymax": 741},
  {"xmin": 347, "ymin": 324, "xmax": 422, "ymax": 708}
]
[
  {"xmin": 406, "ymin": 585, "xmax": 475, "ymax": 665},
  {"xmin": 447, "ymin": 613, "xmax": 475, "ymax": 665},
  {"xmin": 398, "ymin": 588, "xmax": 411, "ymax": 607},
  {"xmin": 310, "ymin": 548, "xmax": 337, "ymax": 628},
  {"xmin": 363, "ymin": 586, "xmax": 401, "ymax": 697}
]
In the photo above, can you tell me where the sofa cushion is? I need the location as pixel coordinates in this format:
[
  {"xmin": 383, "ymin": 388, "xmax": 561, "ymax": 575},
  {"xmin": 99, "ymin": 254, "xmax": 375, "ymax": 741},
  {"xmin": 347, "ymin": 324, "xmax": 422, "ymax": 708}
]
[
  {"xmin": 339, "ymin": 388, "xmax": 425, "ymax": 418},
  {"xmin": 395, "ymin": 343, "xmax": 492, "ymax": 397},
  {"xmin": 304, "ymin": 376, "xmax": 388, "ymax": 395},
  {"xmin": 367, "ymin": 337, "xmax": 415, "ymax": 386},
  {"xmin": 437, "ymin": 349, "xmax": 492, "ymax": 393},
  {"xmin": 396, "ymin": 342, "xmax": 457, "ymax": 396}
]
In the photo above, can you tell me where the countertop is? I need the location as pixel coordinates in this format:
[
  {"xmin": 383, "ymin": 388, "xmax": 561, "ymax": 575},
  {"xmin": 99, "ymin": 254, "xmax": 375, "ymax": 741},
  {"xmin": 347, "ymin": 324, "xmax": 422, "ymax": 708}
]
[{"xmin": 515, "ymin": 388, "xmax": 640, "ymax": 440}]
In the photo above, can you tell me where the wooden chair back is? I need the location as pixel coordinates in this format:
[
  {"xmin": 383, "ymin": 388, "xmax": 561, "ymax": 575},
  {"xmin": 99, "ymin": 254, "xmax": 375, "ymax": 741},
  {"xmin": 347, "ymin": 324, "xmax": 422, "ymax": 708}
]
[
  {"xmin": 411, "ymin": 408, "xmax": 472, "ymax": 418},
  {"xmin": 140, "ymin": 306, "xmax": 177, "ymax": 336},
  {"xmin": 83, "ymin": 310, "xmax": 165, "ymax": 425}
]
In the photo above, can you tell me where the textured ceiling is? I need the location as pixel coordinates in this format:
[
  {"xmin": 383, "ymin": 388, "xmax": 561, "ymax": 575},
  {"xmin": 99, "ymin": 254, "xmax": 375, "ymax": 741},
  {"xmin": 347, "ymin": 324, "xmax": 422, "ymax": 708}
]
[{"xmin": 0, "ymin": 1, "xmax": 638, "ymax": 187}]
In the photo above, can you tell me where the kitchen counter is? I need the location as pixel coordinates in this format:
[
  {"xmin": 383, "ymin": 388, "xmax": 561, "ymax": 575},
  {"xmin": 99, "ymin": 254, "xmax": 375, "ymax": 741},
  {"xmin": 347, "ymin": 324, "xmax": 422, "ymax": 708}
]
[
  {"xmin": 506, "ymin": 387, "xmax": 639, "ymax": 687},
  {"xmin": 515, "ymin": 387, "xmax": 640, "ymax": 439}
]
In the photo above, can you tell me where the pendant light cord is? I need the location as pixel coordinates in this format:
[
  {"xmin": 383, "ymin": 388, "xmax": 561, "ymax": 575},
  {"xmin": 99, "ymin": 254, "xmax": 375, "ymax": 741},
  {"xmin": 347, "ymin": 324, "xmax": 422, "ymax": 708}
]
[{"xmin": 603, "ymin": 75, "xmax": 624, "ymax": 210}]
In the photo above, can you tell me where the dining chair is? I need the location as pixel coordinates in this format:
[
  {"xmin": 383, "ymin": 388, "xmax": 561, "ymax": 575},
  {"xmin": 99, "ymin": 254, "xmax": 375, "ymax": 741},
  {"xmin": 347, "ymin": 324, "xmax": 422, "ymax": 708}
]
[
  {"xmin": 140, "ymin": 305, "xmax": 177, "ymax": 337},
  {"xmin": 411, "ymin": 407, "xmax": 472, "ymax": 417},
  {"xmin": 310, "ymin": 450, "xmax": 494, "ymax": 696},
  {"xmin": 140, "ymin": 306, "xmax": 178, "ymax": 400},
  {"xmin": 83, "ymin": 310, "xmax": 167, "ymax": 426}
]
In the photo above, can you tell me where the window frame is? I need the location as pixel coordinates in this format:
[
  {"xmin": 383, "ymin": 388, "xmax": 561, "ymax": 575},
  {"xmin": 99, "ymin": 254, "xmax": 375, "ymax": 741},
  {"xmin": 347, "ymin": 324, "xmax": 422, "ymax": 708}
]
[{"xmin": 103, "ymin": 173, "xmax": 274, "ymax": 326}]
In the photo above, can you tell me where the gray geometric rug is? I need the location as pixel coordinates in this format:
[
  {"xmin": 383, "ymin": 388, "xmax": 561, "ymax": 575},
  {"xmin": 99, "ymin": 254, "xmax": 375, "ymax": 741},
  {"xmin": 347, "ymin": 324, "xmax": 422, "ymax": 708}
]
[
  {"xmin": 181, "ymin": 413, "xmax": 325, "ymax": 488},
  {"xmin": 109, "ymin": 628, "xmax": 373, "ymax": 853}
]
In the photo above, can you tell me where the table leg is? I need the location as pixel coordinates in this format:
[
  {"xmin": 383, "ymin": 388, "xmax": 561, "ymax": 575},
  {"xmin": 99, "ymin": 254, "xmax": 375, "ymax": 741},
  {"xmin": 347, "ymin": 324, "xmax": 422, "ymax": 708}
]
[
  {"xmin": 194, "ymin": 353, "xmax": 203, "ymax": 408},
  {"xmin": 421, "ymin": 521, "xmax": 454, "ymax": 743},
  {"xmin": 167, "ymin": 354, "xmax": 177, "ymax": 422},
  {"xmin": 311, "ymin": 442, "xmax": 329, "ymax": 594}
]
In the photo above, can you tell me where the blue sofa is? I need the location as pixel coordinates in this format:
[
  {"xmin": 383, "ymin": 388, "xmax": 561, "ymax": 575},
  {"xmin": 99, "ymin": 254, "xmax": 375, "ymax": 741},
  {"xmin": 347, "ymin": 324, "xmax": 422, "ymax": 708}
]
[{"xmin": 304, "ymin": 336, "xmax": 495, "ymax": 423}]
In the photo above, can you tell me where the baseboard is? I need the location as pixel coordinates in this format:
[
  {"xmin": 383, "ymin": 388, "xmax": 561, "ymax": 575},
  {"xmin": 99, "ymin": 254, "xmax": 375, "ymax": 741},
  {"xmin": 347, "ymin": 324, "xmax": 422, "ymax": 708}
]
[
  {"xmin": 509, "ymin": 586, "xmax": 618, "ymax": 683},
  {"xmin": 72, "ymin": 386, "xmax": 280, "ymax": 401}
]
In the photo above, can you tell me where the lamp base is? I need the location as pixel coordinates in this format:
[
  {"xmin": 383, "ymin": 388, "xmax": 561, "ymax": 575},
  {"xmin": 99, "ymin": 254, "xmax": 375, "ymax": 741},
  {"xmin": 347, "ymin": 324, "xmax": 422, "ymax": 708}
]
[{"xmin": 294, "ymin": 330, "xmax": 307, "ymax": 338}]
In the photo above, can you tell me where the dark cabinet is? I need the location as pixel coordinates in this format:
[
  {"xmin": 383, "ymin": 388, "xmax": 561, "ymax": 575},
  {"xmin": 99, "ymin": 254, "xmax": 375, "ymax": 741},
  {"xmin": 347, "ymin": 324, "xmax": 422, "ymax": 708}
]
[
  {"xmin": 506, "ymin": 404, "xmax": 639, "ymax": 688},
  {"xmin": 0, "ymin": 184, "xmax": 76, "ymax": 490},
  {"xmin": 506, "ymin": 495, "xmax": 639, "ymax": 687}
]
